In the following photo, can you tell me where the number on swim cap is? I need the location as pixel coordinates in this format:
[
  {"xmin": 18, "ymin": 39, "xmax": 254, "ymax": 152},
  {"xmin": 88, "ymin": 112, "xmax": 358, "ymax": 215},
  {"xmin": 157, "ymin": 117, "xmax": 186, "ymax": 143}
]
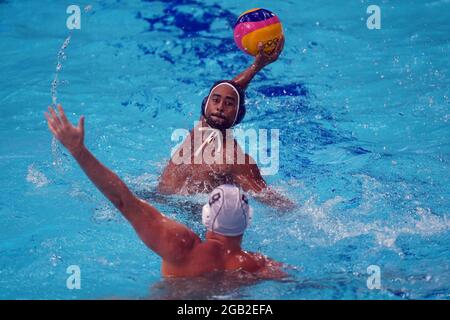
[{"xmin": 209, "ymin": 192, "xmax": 221, "ymax": 206}]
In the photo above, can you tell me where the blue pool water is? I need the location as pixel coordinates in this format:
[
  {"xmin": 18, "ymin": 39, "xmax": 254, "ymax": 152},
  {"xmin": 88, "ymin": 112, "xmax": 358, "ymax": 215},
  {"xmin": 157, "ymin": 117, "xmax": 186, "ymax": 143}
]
[{"xmin": 0, "ymin": 0, "xmax": 449, "ymax": 299}]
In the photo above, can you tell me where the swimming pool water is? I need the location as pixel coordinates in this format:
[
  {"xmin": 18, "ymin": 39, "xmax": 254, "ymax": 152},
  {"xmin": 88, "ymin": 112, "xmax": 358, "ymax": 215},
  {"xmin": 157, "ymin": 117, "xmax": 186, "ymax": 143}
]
[{"xmin": 0, "ymin": 0, "xmax": 449, "ymax": 299}]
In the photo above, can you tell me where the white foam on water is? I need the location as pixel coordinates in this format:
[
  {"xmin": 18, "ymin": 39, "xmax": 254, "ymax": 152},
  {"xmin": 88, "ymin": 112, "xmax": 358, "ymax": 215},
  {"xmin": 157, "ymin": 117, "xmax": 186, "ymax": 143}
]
[
  {"xmin": 124, "ymin": 172, "xmax": 158, "ymax": 190},
  {"xmin": 286, "ymin": 175, "xmax": 449, "ymax": 252},
  {"xmin": 92, "ymin": 204, "xmax": 119, "ymax": 222},
  {"xmin": 353, "ymin": 174, "xmax": 386, "ymax": 215},
  {"xmin": 26, "ymin": 164, "xmax": 50, "ymax": 187}
]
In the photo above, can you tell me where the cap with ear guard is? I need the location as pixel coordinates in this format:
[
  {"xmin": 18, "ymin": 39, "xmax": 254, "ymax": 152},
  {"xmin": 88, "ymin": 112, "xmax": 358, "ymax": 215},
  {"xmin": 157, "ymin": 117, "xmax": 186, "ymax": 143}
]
[
  {"xmin": 201, "ymin": 80, "xmax": 246, "ymax": 128},
  {"xmin": 202, "ymin": 184, "xmax": 253, "ymax": 237}
]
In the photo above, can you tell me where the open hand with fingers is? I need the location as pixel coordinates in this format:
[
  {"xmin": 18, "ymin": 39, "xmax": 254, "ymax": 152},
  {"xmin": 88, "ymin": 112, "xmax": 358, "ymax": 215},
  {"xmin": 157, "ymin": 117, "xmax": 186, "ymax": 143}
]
[
  {"xmin": 253, "ymin": 35, "xmax": 285, "ymax": 70},
  {"xmin": 45, "ymin": 104, "xmax": 85, "ymax": 155}
]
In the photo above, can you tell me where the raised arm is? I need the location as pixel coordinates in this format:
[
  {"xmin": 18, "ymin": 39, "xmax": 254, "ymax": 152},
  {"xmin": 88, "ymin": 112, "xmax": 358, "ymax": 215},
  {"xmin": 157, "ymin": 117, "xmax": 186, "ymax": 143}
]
[
  {"xmin": 45, "ymin": 105, "xmax": 200, "ymax": 263},
  {"xmin": 233, "ymin": 35, "xmax": 285, "ymax": 90}
]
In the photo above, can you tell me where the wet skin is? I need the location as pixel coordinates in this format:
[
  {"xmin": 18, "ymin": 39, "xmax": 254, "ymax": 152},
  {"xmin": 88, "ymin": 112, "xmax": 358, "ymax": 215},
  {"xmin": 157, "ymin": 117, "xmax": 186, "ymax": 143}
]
[
  {"xmin": 158, "ymin": 84, "xmax": 266, "ymax": 195},
  {"xmin": 157, "ymin": 36, "xmax": 294, "ymax": 210},
  {"xmin": 44, "ymin": 105, "xmax": 286, "ymax": 279}
]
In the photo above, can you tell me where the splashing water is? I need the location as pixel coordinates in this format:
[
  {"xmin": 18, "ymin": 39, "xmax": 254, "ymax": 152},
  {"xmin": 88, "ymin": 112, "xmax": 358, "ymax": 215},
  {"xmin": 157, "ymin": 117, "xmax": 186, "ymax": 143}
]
[
  {"xmin": 0, "ymin": 0, "xmax": 445, "ymax": 299},
  {"xmin": 50, "ymin": 33, "xmax": 72, "ymax": 107},
  {"xmin": 26, "ymin": 165, "xmax": 50, "ymax": 188},
  {"xmin": 50, "ymin": 4, "xmax": 93, "ymax": 106},
  {"xmin": 50, "ymin": 5, "xmax": 93, "ymax": 172}
]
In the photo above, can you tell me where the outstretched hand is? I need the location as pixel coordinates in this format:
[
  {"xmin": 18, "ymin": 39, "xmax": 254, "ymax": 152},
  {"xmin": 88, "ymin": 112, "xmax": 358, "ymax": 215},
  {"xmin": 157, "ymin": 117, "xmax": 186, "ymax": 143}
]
[
  {"xmin": 45, "ymin": 104, "xmax": 85, "ymax": 155},
  {"xmin": 253, "ymin": 35, "xmax": 285, "ymax": 70}
]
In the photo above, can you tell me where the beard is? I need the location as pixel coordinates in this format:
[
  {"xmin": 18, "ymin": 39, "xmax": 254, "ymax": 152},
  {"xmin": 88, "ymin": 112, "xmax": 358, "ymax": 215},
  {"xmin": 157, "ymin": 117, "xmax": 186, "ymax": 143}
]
[{"xmin": 206, "ymin": 113, "xmax": 231, "ymax": 130}]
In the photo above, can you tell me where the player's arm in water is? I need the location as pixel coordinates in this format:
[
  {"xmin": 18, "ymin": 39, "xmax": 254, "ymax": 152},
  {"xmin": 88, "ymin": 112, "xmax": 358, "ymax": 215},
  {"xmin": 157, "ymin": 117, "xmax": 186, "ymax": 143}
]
[
  {"xmin": 232, "ymin": 35, "xmax": 284, "ymax": 90},
  {"xmin": 45, "ymin": 105, "xmax": 200, "ymax": 263},
  {"xmin": 233, "ymin": 154, "xmax": 295, "ymax": 211}
]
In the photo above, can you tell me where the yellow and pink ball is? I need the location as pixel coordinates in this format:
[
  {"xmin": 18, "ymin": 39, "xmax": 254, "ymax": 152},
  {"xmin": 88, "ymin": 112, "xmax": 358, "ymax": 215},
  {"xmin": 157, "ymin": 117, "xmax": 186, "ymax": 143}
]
[{"xmin": 233, "ymin": 8, "xmax": 284, "ymax": 56}]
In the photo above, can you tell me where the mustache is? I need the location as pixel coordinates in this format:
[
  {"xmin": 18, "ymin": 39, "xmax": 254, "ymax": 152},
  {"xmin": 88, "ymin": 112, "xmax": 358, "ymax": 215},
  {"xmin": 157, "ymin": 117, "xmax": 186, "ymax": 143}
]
[{"xmin": 210, "ymin": 112, "xmax": 226, "ymax": 120}]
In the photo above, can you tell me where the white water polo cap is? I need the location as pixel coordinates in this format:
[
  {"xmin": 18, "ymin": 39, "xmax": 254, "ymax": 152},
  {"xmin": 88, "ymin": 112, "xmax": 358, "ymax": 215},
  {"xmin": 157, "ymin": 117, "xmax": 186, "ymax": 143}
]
[{"xmin": 202, "ymin": 184, "xmax": 253, "ymax": 236}]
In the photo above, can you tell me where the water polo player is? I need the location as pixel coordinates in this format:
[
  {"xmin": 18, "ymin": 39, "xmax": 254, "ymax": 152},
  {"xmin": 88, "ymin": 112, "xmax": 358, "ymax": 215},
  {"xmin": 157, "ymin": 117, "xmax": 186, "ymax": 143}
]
[
  {"xmin": 157, "ymin": 37, "xmax": 294, "ymax": 210},
  {"xmin": 45, "ymin": 105, "xmax": 285, "ymax": 278}
]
